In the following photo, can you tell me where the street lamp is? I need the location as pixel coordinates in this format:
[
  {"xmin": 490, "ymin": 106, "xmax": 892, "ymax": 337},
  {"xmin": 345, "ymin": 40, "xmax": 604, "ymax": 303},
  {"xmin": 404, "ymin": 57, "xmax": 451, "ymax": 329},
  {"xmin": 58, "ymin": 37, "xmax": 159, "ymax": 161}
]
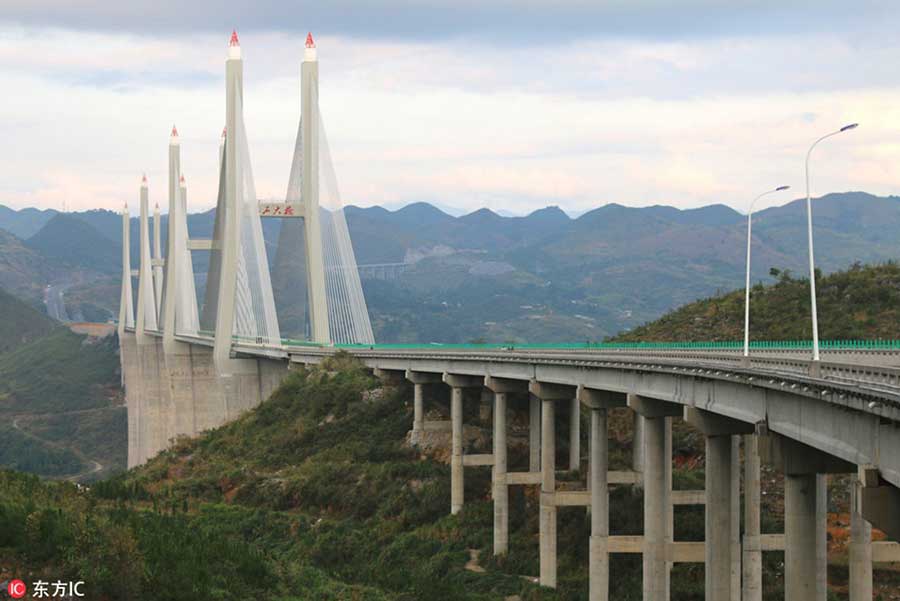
[
  {"xmin": 744, "ymin": 185, "xmax": 790, "ymax": 358},
  {"xmin": 805, "ymin": 122, "xmax": 859, "ymax": 362}
]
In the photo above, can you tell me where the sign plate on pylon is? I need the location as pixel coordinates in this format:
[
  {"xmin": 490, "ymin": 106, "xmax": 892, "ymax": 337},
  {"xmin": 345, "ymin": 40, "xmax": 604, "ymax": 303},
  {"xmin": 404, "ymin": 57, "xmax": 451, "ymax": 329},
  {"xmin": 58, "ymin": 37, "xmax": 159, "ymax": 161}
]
[{"xmin": 258, "ymin": 201, "xmax": 304, "ymax": 218}]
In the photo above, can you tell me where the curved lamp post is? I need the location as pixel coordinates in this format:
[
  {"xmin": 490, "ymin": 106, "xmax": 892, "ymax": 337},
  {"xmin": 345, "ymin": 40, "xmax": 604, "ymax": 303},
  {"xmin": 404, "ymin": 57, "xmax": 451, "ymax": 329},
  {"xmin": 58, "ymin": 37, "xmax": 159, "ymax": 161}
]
[
  {"xmin": 744, "ymin": 185, "xmax": 791, "ymax": 358},
  {"xmin": 805, "ymin": 123, "xmax": 858, "ymax": 361}
]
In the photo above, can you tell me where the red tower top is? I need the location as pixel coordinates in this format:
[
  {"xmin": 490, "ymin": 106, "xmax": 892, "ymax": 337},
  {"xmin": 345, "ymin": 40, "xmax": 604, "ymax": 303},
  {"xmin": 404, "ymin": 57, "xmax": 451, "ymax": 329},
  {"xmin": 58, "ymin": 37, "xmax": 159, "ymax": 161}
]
[
  {"xmin": 141, "ymin": 173, "xmax": 147, "ymax": 184},
  {"xmin": 306, "ymin": 32, "xmax": 315, "ymax": 48},
  {"xmin": 221, "ymin": 126, "xmax": 227, "ymax": 138},
  {"xmin": 230, "ymin": 30, "xmax": 240, "ymax": 47},
  {"xmin": 171, "ymin": 124, "xmax": 178, "ymax": 137}
]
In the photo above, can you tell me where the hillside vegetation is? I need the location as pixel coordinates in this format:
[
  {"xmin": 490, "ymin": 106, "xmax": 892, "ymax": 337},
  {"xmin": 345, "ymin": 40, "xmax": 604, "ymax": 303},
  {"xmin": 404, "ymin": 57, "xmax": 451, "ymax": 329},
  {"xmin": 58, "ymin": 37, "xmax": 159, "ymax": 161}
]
[
  {"xmin": 0, "ymin": 287, "xmax": 56, "ymax": 354},
  {"xmin": 0, "ymin": 325, "xmax": 123, "ymax": 480},
  {"xmin": 614, "ymin": 262, "xmax": 900, "ymax": 342},
  {"xmin": 1, "ymin": 355, "xmax": 712, "ymax": 600}
]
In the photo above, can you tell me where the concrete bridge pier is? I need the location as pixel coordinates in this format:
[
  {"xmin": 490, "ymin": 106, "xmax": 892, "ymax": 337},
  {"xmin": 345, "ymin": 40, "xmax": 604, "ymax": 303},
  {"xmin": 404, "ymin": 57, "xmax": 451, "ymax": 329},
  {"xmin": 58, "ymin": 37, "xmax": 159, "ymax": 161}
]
[
  {"xmin": 632, "ymin": 403, "xmax": 645, "ymax": 477},
  {"xmin": 484, "ymin": 376, "xmax": 529, "ymax": 556},
  {"xmin": 579, "ymin": 386, "xmax": 627, "ymax": 601},
  {"xmin": 188, "ymin": 346, "xmax": 219, "ymax": 432},
  {"xmin": 120, "ymin": 333, "xmax": 142, "ymax": 468},
  {"xmin": 530, "ymin": 380, "xmax": 576, "ymax": 588},
  {"xmin": 849, "ymin": 474, "xmax": 873, "ymax": 600},
  {"xmin": 569, "ymin": 395, "xmax": 580, "ymax": 471},
  {"xmin": 629, "ymin": 395, "xmax": 680, "ymax": 601},
  {"xmin": 529, "ymin": 393, "xmax": 541, "ymax": 472},
  {"xmin": 685, "ymin": 408, "xmax": 754, "ymax": 601},
  {"xmin": 405, "ymin": 370, "xmax": 442, "ymax": 444},
  {"xmin": 742, "ymin": 433, "xmax": 763, "ymax": 601},
  {"xmin": 763, "ymin": 433, "xmax": 856, "ymax": 601},
  {"xmin": 443, "ymin": 373, "xmax": 482, "ymax": 515}
]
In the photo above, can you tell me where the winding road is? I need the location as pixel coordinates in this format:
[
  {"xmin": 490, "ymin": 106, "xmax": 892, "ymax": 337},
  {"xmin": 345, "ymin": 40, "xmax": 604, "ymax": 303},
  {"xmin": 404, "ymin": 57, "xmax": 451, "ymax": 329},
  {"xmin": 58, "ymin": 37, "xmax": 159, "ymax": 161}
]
[{"xmin": 10, "ymin": 412, "xmax": 105, "ymax": 482}]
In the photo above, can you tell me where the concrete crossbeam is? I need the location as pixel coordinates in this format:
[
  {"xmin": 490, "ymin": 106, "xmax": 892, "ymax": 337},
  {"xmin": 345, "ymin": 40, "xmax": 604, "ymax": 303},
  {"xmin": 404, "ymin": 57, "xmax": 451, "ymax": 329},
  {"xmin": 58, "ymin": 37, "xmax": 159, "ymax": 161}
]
[
  {"xmin": 529, "ymin": 380, "xmax": 576, "ymax": 400},
  {"xmin": 608, "ymin": 470, "xmax": 642, "ymax": 485},
  {"xmin": 628, "ymin": 394, "xmax": 682, "ymax": 418},
  {"xmin": 405, "ymin": 369, "xmax": 442, "ymax": 384},
  {"xmin": 860, "ymin": 478, "xmax": 900, "ymax": 542},
  {"xmin": 506, "ymin": 471, "xmax": 542, "ymax": 485},
  {"xmin": 373, "ymin": 368, "xmax": 405, "ymax": 385},
  {"xmin": 578, "ymin": 385, "xmax": 627, "ymax": 409},
  {"xmin": 872, "ymin": 541, "xmax": 900, "ymax": 563},
  {"xmin": 443, "ymin": 373, "xmax": 483, "ymax": 388},
  {"xmin": 484, "ymin": 375, "xmax": 528, "ymax": 393},
  {"xmin": 761, "ymin": 433, "xmax": 856, "ymax": 476},
  {"xmin": 463, "ymin": 453, "xmax": 494, "ymax": 467},
  {"xmin": 684, "ymin": 406, "xmax": 755, "ymax": 436},
  {"xmin": 671, "ymin": 490, "xmax": 705, "ymax": 505}
]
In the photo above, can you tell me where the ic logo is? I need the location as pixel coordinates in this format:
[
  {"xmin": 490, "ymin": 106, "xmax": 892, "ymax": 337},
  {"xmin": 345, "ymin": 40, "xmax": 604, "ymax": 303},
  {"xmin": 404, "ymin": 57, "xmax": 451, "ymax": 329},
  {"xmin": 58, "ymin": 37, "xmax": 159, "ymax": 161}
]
[{"xmin": 7, "ymin": 579, "xmax": 26, "ymax": 599}]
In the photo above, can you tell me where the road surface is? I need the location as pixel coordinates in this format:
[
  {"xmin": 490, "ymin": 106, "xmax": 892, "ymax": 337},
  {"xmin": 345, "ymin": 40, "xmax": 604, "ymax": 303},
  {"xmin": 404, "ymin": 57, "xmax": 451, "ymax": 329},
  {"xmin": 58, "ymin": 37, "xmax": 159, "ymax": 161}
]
[
  {"xmin": 10, "ymin": 413, "xmax": 105, "ymax": 482},
  {"xmin": 44, "ymin": 283, "xmax": 71, "ymax": 321}
]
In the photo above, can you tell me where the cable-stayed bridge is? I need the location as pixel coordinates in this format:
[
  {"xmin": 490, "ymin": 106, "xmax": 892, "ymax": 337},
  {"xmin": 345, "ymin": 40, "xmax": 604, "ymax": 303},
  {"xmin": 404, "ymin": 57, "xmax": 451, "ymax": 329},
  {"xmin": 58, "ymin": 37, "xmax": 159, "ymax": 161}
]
[{"xmin": 117, "ymin": 32, "xmax": 900, "ymax": 601}]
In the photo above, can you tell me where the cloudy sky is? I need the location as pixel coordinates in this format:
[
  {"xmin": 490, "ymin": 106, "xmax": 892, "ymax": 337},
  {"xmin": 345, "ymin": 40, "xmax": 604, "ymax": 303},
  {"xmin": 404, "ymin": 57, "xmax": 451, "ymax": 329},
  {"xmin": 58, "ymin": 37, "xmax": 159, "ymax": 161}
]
[{"xmin": 2, "ymin": 1, "xmax": 900, "ymax": 215}]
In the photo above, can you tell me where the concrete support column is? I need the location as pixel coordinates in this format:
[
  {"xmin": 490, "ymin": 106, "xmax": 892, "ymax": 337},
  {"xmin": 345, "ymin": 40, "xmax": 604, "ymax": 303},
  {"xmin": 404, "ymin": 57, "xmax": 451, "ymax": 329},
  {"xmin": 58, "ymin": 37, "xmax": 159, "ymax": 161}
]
[
  {"xmin": 816, "ymin": 475, "xmax": 828, "ymax": 600},
  {"xmin": 540, "ymin": 397, "xmax": 557, "ymax": 588},
  {"xmin": 443, "ymin": 373, "xmax": 482, "ymax": 516},
  {"xmin": 405, "ymin": 370, "xmax": 442, "ymax": 445},
  {"xmin": 643, "ymin": 414, "xmax": 668, "ymax": 601},
  {"xmin": 632, "ymin": 397, "xmax": 644, "ymax": 476},
  {"xmin": 730, "ymin": 436, "xmax": 742, "ymax": 600},
  {"xmin": 629, "ymin": 395, "xmax": 681, "ymax": 601},
  {"xmin": 761, "ymin": 433, "xmax": 856, "ymax": 601},
  {"xmin": 742, "ymin": 434, "xmax": 763, "ymax": 601},
  {"xmin": 569, "ymin": 395, "xmax": 580, "ymax": 471},
  {"xmin": 683, "ymin": 407, "xmax": 754, "ymax": 601},
  {"xmin": 493, "ymin": 391, "xmax": 508, "ymax": 555},
  {"xmin": 451, "ymin": 385, "xmax": 464, "ymax": 515},
  {"xmin": 413, "ymin": 384, "xmax": 425, "ymax": 436},
  {"xmin": 529, "ymin": 394, "xmax": 541, "ymax": 472},
  {"xmin": 579, "ymin": 386, "xmax": 626, "ymax": 601},
  {"xmin": 849, "ymin": 475, "xmax": 873, "ymax": 601},
  {"xmin": 484, "ymin": 376, "xmax": 529, "ymax": 557},
  {"xmin": 785, "ymin": 473, "xmax": 823, "ymax": 601},
  {"xmin": 529, "ymin": 380, "xmax": 576, "ymax": 590},
  {"xmin": 705, "ymin": 435, "xmax": 736, "ymax": 600},
  {"xmin": 589, "ymin": 406, "xmax": 609, "ymax": 601}
]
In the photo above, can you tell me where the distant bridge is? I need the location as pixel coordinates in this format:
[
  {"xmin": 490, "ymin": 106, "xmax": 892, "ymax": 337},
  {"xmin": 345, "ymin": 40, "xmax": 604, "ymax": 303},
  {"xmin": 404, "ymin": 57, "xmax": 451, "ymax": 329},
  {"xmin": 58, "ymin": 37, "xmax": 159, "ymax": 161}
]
[
  {"xmin": 355, "ymin": 262, "xmax": 410, "ymax": 281},
  {"xmin": 118, "ymin": 32, "xmax": 898, "ymax": 601}
]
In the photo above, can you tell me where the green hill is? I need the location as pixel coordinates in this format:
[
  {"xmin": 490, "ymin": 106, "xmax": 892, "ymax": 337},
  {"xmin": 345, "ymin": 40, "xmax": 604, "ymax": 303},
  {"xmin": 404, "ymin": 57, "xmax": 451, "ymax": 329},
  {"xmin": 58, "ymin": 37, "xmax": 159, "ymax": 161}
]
[
  {"xmin": 4, "ymin": 353, "xmax": 900, "ymax": 598},
  {"xmin": 613, "ymin": 262, "xmax": 900, "ymax": 342},
  {"xmin": 0, "ymin": 328, "xmax": 119, "ymax": 414},
  {"xmin": 0, "ymin": 228, "xmax": 60, "ymax": 303},
  {"xmin": 26, "ymin": 213, "xmax": 120, "ymax": 275},
  {"xmin": 0, "ymin": 356, "xmax": 667, "ymax": 600},
  {"xmin": 0, "ymin": 328, "xmax": 123, "ymax": 480},
  {"xmin": 0, "ymin": 287, "xmax": 56, "ymax": 354}
]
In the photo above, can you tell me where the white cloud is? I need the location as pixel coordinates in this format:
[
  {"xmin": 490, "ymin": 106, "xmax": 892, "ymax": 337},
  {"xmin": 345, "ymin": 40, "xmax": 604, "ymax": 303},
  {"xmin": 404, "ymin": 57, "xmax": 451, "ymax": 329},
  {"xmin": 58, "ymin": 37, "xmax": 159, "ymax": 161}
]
[{"xmin": 1, "ymin": 24, "xmax": 899, "ymax": 216}]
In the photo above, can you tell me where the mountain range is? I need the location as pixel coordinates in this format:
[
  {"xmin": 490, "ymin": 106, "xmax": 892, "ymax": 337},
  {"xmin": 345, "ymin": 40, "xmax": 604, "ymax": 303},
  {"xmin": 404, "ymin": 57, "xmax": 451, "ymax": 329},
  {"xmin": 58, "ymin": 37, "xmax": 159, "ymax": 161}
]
[{"xmin": 1, "ymin": 191, "xmax": 899, "ymax": 341}]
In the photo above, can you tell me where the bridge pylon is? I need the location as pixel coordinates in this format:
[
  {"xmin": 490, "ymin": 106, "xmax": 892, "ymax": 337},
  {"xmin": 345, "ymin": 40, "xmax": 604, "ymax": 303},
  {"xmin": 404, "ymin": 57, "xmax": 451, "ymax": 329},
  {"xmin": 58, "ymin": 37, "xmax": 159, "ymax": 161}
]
[
  {"xmin": 301, "ymin": 34, "xmax": 330, "ymax": 343},
  {"xmin": 134, "ymin": 175, "xmax": 157, "ymax": 339}
]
